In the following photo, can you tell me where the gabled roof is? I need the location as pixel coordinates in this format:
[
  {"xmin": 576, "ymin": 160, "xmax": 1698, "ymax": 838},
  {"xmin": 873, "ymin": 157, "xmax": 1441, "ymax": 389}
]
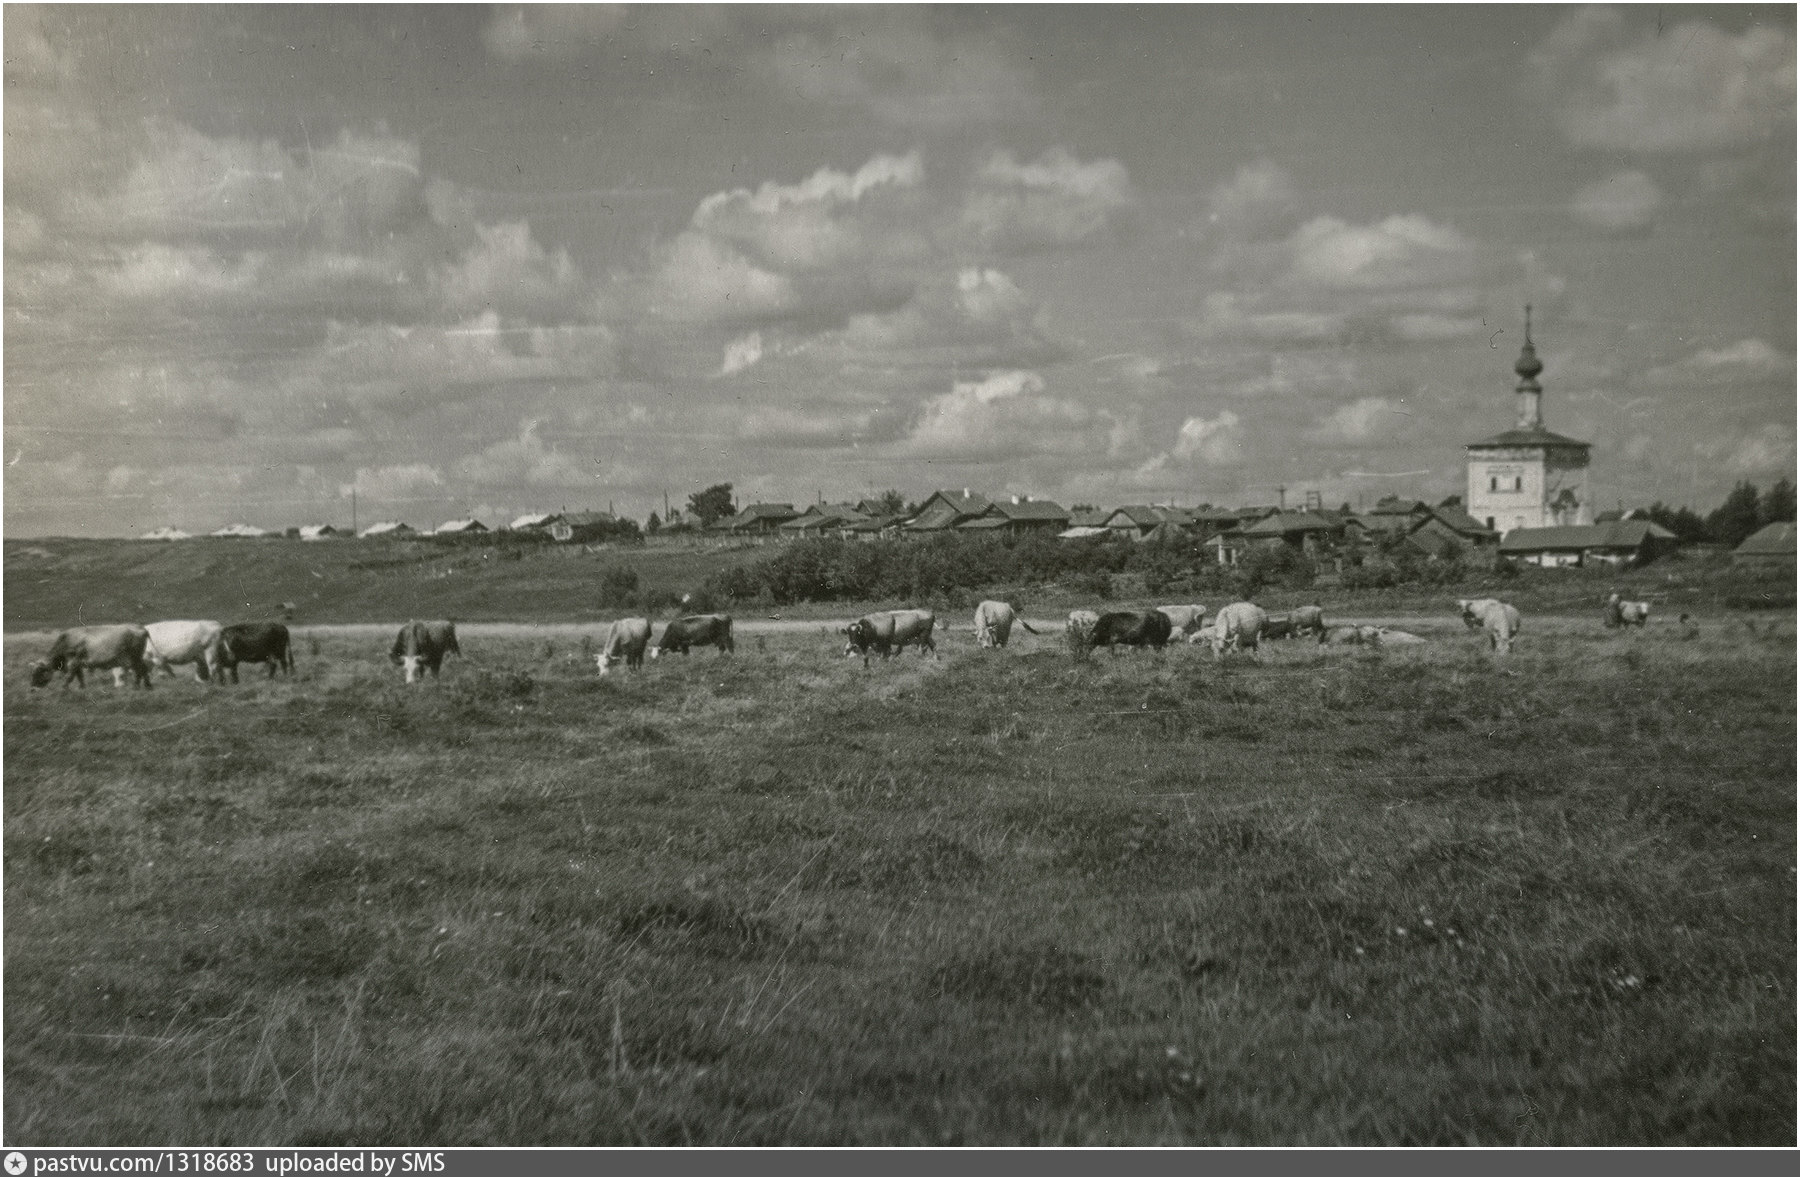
[
  {"xmin": 1499, "ymin": 521, "xmax": 1678, "ymax": 552},
  {"xmin": 1240, "ymin": 511, "xmax": 1342, "ymax": 537},
  {"xmin": 1343, "ymin": 514, "xmax": 1414, "ymax": 534},
  {"xmin": 140, "ymin": 526, "xmax": 192, "ymax": 541},
  {"xmin": 1058, "ymin": 525, "xmax": 1109, "ymax": 540},
  {"xmin": 510, "ymin": 512, "xmax": 563, "ymax": 530},
  {"xmin": 563, "ymin": 511, "xmax": 618, "ymax": 527},
  {"xmin": 1431, "ymin": 507, "xmax": 1494, "ymax": 535},
  {"xmin": 435, "ymin": 518, "xmax": 488, "ymax": 533},
  {"xmin": 1466, "ymin": 426, "xmax": 1591, "ymax": 449},
  {"xmin": 955, "ymin": 515, "xmax": 1012, "ymax": 530},
  {"xmin": 298, "ymin": 524, "xmax": 339, "ymax": 539},
  {"xmin": 1067, "ymin": 509, "xmax": 1110, "ymax": 528},
  {"xmin": 211, "ymin": 523, "xmax": 269, "ymax": 537},
  {"xmin": 1735, "ymin": 521, "xmax": 1796, "ymax": 556},
  {"xmin": 1368, "ymin": 497, "xmax": 1431, "ymax": 515},
  {"xmin": 359, "ymin": 520, "xmax": 412, "ymax": 537},
  {"xmin": 986, "ymin": 498, "xmax": 1069, "ymax": 521},
  {"xmin": 1103, "ymin": 505, "xmax": 1166, "ymax": 528}
]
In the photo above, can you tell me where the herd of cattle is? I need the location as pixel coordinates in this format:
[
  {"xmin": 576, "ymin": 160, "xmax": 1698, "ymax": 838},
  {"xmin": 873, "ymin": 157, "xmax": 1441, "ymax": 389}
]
[{"xmin": 24, "ymin": 591, "xmax": 1656, "ymax": 690}]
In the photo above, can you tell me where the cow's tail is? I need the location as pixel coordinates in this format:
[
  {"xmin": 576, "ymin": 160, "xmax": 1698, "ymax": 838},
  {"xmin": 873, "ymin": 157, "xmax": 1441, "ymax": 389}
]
[{"xmin": 1018, "ymin": 618, "xmax": 1039, "ymax": 635}]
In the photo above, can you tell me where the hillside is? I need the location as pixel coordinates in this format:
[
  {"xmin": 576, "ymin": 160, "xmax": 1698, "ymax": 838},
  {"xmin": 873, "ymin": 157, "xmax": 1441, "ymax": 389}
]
[{"xmin": 2, "ymin": 537, "xmax": 769, "ymax": 629}]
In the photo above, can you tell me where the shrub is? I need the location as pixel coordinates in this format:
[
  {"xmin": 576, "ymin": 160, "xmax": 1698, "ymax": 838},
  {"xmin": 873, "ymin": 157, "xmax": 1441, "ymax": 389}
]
[{"xmin": 598, "ymin": 565, "xmax": 640, "ymax": 608}]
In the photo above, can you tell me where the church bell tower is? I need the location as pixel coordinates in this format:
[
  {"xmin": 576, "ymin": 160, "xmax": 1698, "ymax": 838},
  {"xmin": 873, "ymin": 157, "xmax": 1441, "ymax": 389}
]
[{"xmin": 1464, "ymin": 308, "xmax": 1591, "ymax": 535}]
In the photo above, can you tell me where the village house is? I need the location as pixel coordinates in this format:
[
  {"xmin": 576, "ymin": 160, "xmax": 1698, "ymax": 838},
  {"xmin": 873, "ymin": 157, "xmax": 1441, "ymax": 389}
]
[{"xmin": 1498, "ymin": 520, "xmax": 1680, "ymax": 568}]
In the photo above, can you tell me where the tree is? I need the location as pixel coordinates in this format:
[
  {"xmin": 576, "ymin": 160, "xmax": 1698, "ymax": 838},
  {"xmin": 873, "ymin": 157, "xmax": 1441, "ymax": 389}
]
[
  {"xmin": 876, "ymin": 489, "xmax": 907, "ymax": 516},
  {"xmin": 645, "ymin": 511, "xmax": 661, "ymax": 535},
  {"xmin": 1757, "ymin": 478, "xmax": 1795, "ymax": 527},
  {"xmin": 1643, "ymin": 501, "xmax": 1709, "ymax": 543},
  {"xmin": 1706, "ymin": 481, "xmax": 1762, "ymax": 546},
  {"xmin": 688, "ymin": 483, "xmax": 736, "ymax": 525},
  {"xmin": 1438, "ymin": 494, "xmax": 1464, "ymax": 510}
]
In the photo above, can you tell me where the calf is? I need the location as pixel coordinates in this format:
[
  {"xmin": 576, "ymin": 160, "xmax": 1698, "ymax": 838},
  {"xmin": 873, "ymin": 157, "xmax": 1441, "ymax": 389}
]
[
  {"xmin": 1210, "ymin": 602, "xmax": 1269, "ymax": 659},
  {"xmin": 1604, "ymin": 592, "xmax": 1651, "ymax": 628},
  {"xmin": 218, "ymin": 622, "xmax": 294, "ymax": 683},
  {"xmin": 1154, "ymin": 604, "xmax": 1209, "ymax": 640}
]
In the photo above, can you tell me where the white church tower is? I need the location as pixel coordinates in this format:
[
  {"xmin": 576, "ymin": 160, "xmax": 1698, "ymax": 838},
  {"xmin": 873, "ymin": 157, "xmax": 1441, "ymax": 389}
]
[{"xmin": 1465, "ymin": 307, "xmax": 1591, "ymax": 535}]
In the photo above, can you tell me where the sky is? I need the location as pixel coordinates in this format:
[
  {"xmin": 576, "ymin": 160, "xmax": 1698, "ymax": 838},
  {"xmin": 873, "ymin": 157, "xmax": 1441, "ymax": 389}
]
[{"xmin": 4, "ymin": 3, "xmax": 1795, "ymax": 537}]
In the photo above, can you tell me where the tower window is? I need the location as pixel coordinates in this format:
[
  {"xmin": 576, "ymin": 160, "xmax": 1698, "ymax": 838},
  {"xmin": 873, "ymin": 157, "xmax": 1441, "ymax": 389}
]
[
  {"xmin": 1514, "ymin": 476, "xmax": 1523, "ymax": 492},
  {"xmin": 1485, "ymin": 516, "xmax": 1495, "ymax": 529},
  {"xmin": 1489, "ymin": 477, "xmax": 1497, "ymax": 492}
]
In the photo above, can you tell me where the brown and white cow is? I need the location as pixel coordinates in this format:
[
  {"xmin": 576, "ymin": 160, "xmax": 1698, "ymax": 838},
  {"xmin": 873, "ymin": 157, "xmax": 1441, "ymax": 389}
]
[
  {"xmin": 843, "ymin": 609, "xmax": 936, "ymax": 666},
  {"xmin": 597, "ymin": 617, "xmax": 652, "ymax": 674},
  {"xmin": 391, "ymin": 620, "xmax": 461, "ymax": 683},
  {"xmin": 30, "ymin": 625, "xmax": 153, "ymax": 689}
]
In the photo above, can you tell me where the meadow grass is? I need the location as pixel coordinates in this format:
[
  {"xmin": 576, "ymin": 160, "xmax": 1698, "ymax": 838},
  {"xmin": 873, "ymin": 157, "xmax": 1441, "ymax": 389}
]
[{"xmin": 3, "ymin": 617, "xmax": 1793, "ymax": 1144}]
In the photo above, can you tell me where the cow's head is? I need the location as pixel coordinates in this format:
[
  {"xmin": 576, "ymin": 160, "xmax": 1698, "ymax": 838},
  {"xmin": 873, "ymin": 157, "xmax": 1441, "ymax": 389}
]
[
  {"xmin": 28, "ymin": 660, "xmax": 53, "ymax": 688},
  {"xmin": 842, "ymin": 619, "xmax": 873, "ymax": 657},
  {"xmin": 400, "ymin": 654, "xmax": 422, "ymax": 683},
  {"xmin": 596, "ymin": 653, "xmax": 615, "ymax": 676},
  {"xmin": 647, "ymin": 646, "xmax": 663, "ymax": 660}
]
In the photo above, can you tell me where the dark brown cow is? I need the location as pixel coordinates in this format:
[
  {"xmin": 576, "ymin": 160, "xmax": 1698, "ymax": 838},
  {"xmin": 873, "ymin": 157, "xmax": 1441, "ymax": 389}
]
[
  {"xmin": 219, "ymin": 622, "xmax": 294, "ymax": 682},
  {"xmin": 1086, "ymin": 610, "xmax": 1174, "ymax": 653}
]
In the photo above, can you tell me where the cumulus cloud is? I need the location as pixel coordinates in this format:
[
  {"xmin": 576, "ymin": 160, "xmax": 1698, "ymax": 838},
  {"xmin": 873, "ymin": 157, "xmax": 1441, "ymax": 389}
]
[
  {"xmin": 1714, "ymin": 423, "xmax": 1796, "ymax": 474},
  {"xmin": 1529, "ymin": 11, "xmax": 1796, "ymax": 152},
  {"xmin": 1643, "ymin": 338, "xmax": 1795, "ymax": 386},
  {"xmin": 1205, "ymin": 159, "xmax": 1302, "ymax": 241},
  {"xmin": 1284, "ymin": 214, "xmax": 1477, "ymax": 292},
  {"xmin": 897, "ymin": 370, "xmax": 1103, "ymax": 461},
  {"xmin": 1132, "ymin": 411, "xmax": 1247, "ymax": 481},
  {"xmin": 692, "ymin": 152, "xmax": 925, "ymax": 271},
  {"xmin": 437, "ymin": 221, "xmax": 581, "ymax": 320},
  {"xmin": 1312, "ymin": 396, "xmax": 1408, "ymax": 443},
  {"xmin": 1570, "ymin": 170, "xmax": 1664, "ymax": 231},
  {"xmin": 455, "ymin": 420, "xmax": 597, "ymax": 488},
  {"xmin": 340, "ymin": 463, "xmax": 447, "ymax": 505},
  {"xmin": 961, "ymin": 148, "xmax": 1137, "ymax": 253},
  {"xmin": 719, "ymin": 332, "xmax": 765, "ymax": 376}
]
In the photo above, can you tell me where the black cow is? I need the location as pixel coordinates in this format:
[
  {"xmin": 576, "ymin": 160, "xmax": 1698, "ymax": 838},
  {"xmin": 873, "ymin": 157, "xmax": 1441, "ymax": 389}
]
[
  {"xmin": 218, "ymin": 622, "xmax": 295, "ymax": 683},
  {"xmin": 1087, "ymin": 610, "xmax": 1174, "ymax": 653},
  {"xmin": 652, "ymin": 614, "xmax": 734, "ymax": 659},
  {"xmin": 391, "ymin": 620, "xmax": 461, "ymax": 683}
]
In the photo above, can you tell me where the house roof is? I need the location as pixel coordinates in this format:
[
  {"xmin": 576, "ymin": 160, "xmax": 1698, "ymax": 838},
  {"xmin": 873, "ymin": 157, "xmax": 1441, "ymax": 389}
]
[
  {"xmin": 1735, "ymin": 521, "xmax": 1796, "ymax": 556},
  {"xmin": 562, "ymin": 511, "xmax": 618, "ymax": 527},
  {"xmin": 140, "ymin": 527, "xmax": 192, "ymax": 540},
  {"xmin": 510, "ymin": 512, "xmax": 562, "ymax": 529},
  {"xmin": 1240, "ymin": 511, "xmax": 1342, "ymax": 537},
  {"xmin": 1057, "ymin": 525, "xmax": 1109, "ymax": 540},
  {"xmin": 1067, "ymin": 510, "xmax": 1110, "ymax": 528},
  {"xmin": 1344, "ymin": 514, "xmax": 1414, "ymax": 534},
  {"xmin": 211, "ymin": 523, "xmax": 269, "ymax": 537},
  {"xmin": 1432, "ymin": 507, "xmax": 1494, "ymax": 535},
  {"xmin": 955, "ymin": 515, "xmax": 1012, "ymax": 530},
  {"xmin": 1499, "ymin": 520, "xmax": 1678, "ymax": 552},
  {"xmin": 841, "ymin": 514, "xmax": 899, "ymax": 532},
  {"xmin": 1104, "ymin": 505, "xmax": 1166, "ymax": 528},
  {"xmin": 298, "ymin": 524, "xmax": 338, "ymax": 538},
  {"xmin": 359, "ymin": 521, "xmax": 412, "ymax": 536},
  {"xmin": 1369, "ymin": 497, "xmax": 1430, "ymax": 515},
  {"xmin": 1466, "ymin": 425, "xmax": 1591, "ymax": 449},
  {"xmin": 987, "ymin": 498, "xmax": 1069, "ymax": 521}
]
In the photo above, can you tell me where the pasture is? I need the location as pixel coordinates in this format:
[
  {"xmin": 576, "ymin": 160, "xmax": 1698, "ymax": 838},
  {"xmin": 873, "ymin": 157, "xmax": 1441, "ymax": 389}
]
[{"xmin": 3, "ymin": 614, "xmax": 1794, "ymax": 1144}]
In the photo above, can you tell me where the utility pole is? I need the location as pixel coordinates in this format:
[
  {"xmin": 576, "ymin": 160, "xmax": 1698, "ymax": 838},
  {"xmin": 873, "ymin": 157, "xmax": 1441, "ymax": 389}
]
[
  {"xmin": 1277, "ymin": 484, "xmax": 1287, "ymax": 511},
  {"xmin": 351, "ymin": 488, "xmax": 357, "ymax": 535}
]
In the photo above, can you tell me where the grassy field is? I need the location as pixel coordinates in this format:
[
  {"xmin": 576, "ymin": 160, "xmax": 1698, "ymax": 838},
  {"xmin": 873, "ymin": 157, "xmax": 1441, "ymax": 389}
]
[{"xmin": 3, "ymin": 613, "xmax": 1793, "ymax": 1145}]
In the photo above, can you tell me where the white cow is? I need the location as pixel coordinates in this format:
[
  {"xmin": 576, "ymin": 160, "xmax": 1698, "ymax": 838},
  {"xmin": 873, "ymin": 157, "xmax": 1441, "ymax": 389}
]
[
  {"xmin": 1370, "ymin": 627, "xmax": 1427, "ymax": 646},
  {"xmin": 1210, "ymin": 602, "xmax": 1269, "ymax": 659},
  {"xmin": 144, "ymin": 620, "xmax": 225, "ymax": 682},
  {"xmin": 1458, "ymin": 598, "xmax": 1522, "ymax": 654},
  {"xmin": 1605, "ymin": 593, "xmax": 1651, "ymax": 628},
  {"xmin": 974, "ymin": 600, "xmax": 1038, "ymax": 649},
  {"xmin": 1155, "ymin": 604, "xmax": 1209, "ymax": 640},
  {"xmin": 596, "ymin": 617, "xmax": 652, "ymax": 675}
]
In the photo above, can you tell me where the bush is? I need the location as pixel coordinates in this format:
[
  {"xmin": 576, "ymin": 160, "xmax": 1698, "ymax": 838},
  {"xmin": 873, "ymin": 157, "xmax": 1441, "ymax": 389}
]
[{"xmin": 598, "ymin": 565, "xmax": 640, "ymax": 608}]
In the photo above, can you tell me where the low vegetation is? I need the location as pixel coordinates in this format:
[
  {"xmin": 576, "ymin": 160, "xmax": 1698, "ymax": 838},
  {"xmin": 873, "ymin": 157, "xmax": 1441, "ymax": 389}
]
[{"xmin": 4, "ymin": 615, "xmax": 1792, "ymax": 1144}]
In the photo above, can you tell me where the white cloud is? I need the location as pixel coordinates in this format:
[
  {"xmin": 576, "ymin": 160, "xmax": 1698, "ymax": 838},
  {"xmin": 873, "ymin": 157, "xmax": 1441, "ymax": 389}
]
[
  {"xmin": 719, "ymin": 332, "xmax": 765, "ymax": 376},
  {"xmin": 1285, "ymin": 214, "xmax": 1476, "ymax": 292},
  {"xmin": 455, "ymin": 420, "xmax": 597, "ymax": 488},
  {"xmin": 898, "ymin": 370, "xmax": 1102, "ymax": 461},
  {"xmin": 1197, "ymin": 292, "xmax": 1344, "ymax": 345},
  {"xmin": 961, "ymin": 148, "xmax": 1137, "ymax": 253},
  {"xmin": 1643, "ymin": 338, "xmax": 1795, "ymax": 386},
  {"xmin": 437, "ymin": 221, "xmax": 581, "ymax": 319},
  {"xmin": 1530, "ymin": 12, "xmax": 1796, "ymax": 152},
  {"xmin": 1570, "ymin": 170, "xmax": 1664, "ymax": 231},
  {"xmin": 340, "ymin": 464, "xmax": 447, "ymax": 504},
  {"xmin": 1312, "ymin": 396, "xmax": 1404, "ymax": 443},
  {"xmin": 1172, "ymin": 411, "xmax": 1245, "ymax": 463},
  {"xmin": 1205, "ymin": 159, "xmax": 1301, "ymax": 240}
]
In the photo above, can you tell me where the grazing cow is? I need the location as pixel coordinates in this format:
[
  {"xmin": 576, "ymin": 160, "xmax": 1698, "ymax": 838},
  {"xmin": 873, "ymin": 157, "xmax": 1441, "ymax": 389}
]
[
  {"xmin": 1210, "ymin": 602, "xmax": 1269, "ymax": 659},
  {"xmin": 1155, "ymin": 604, "xmax": 1209, "ymax": 640},
  {"xmin": 391, "ymin": 620, "xmax": 461, "ymax": 683},
  {"xmin": 1262, "ymin": 613, "xmax": 1295, "ymax": 640},
  {"xmin": 596, "ymin": 617, "xmax": 652, "ymax": 675},
  {"xmin": 973, "ymin": 600, "xmax": 1038, "ymax": 649},
  {"xmin": 218, "ymin": 622, "xmax": 294, "ymax": 683},
  {"xmin": 1290, "ymin": 605, "xmax": 1327, "ymax": 641},
  {"xmin": 1187, "ymin": 624, "xmax": 1217, "ymax": 645},
  {"xmin": 1605, "ymin": 592, "xmax": 1651, "ymax": 628},
  {"xmin": 29, "ymin": 624, "xmax": 153, "ymax": 690},
  {"xmin": 1322, "ymin": 625, "xmax": 1366, "ymax": 646},
  {"xmin": 144, "ymin": 620, "xmax": 226, "ymax": 683},
  {"xmin": 1066, "ymin": 610, "xmax": 1101, "ymax": 645},
  {"xmin": 1086, "ymin": 610, "xmax": 1174, "ymax": 653},
  {"xmin": 1458, "ymin": 599, "xmax": 1522, "ymax": 654},
  {"xmin": 843, "ymin": 609, "xmax": 937, "ymax": 666},
  {"xmin": 651, "ymin": 614, "xmax": 734, "ymax": 659}
]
